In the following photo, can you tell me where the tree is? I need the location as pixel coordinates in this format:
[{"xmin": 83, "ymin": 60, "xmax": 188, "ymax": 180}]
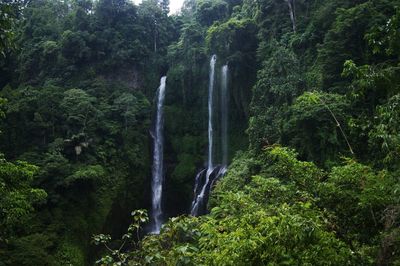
[
  {"xmin": 195, "ymin": 0, "xmax": 228, "ymax": 26},
  {"xmin": 60, "ymin": 30, "xmax": 90, "ymax": 65},
  {"xmin": 282, "ymin": 91, "xmax": 352, "ymax": 163},
  {"xmin": 369, "ymin": 95, "xmax": 400, "ymax": 168},
  {"xmin": 60, "ymin": 88, "xmax": 98, "ymax": 139},
  {"xmin": 0, "ymin": 157, "xmax": 47, "ymax": 244},
  {"xmin": 159, "ymin": 0, "xmax": 170, "ymax": 14},
  {"xmin": 248, "ymin": 41, "xmax": 302, "ymax": 151},
  {"xmin": 0, "ymin": 0, "xmax": 25, "ymax": 56},
  {"xmin": 93, "ymin": 209, "xmax": 149, "ymax": 266},
  {"xmin": 112, "ymin": 93, "xmax": 139, "ymax": 132}
]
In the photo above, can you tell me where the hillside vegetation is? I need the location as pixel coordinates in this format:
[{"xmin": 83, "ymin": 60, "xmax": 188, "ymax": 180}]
[{"xmin": 0, "ymin": 0, "xmax": 399, "ymax": 265}]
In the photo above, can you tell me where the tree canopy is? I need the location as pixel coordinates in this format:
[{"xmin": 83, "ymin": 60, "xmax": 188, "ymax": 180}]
[{"xmin": 0, "ymin": 0, "xmax": 400, "ymax": 265}]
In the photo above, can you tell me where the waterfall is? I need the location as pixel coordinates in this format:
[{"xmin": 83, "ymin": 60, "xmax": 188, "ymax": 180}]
[
  {"xmin": 284, "ymin": 0, "xmax": 296, "ymax": 32},
  {"xmin": 151, "ymin": 76, "xmax": 167, "ymax": 234},
  {"xmin": 191, "ymin": 57, "xmax": 232, "ymax": 216},
  {"xmin": 207, "ymin": 55, "xmax": 217, "ymax": 174},
  {"xmin": 190, "ymin": 55, "xmax": 217, "ymax": 216},
  {"xmin": 221, "ymin": 64, "xmax": 229, "ymax": 168}
]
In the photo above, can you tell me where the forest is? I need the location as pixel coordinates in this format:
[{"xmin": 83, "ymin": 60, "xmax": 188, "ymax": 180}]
[{"xmin": 0, "ymin": 0, "xmax": 399, "ymax": 265}]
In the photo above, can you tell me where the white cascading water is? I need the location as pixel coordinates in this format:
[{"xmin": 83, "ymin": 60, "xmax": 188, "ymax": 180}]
[
  {"xmin": 207, "ymin": 55, "xmax": 217, "ymax": 175},
  {"xmin": 190, "ymin": 55, "xmax": 217, "ymax": 216},
  {"xmin": 151, "ymin": 76, "xmax": 167, "ymax": 234},
  {"xmin": 221, "ymin": 64, "xmax": 229, "ymax": 169}
]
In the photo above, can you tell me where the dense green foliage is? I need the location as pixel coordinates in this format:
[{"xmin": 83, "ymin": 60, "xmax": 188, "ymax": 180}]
[
  {"xmin": 1, "ymin": 0, "xmax": 400, "ymax": 265},
  {"xmin": 0, "ymin": 0, "xmax": 172, "ymax": 264},
  {"xmin": 106, "ymin": 147, "xmax": 399, "ymax": 265}
]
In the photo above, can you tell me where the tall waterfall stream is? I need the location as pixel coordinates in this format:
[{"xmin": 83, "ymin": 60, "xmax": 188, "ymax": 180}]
[{"xmin": 150, "ymin": 76, "xmax": 167, "ymax": 234}]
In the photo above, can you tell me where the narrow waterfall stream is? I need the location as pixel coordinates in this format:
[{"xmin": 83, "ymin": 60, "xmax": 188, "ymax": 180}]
[
  {"xmin": 207, "ymin": 55, "xmax": 217, "ymax": 175},
  {"xmin": 221, "ymin": 64, "xmax": 229, "ymax": 169},
  {"xmin": 151, "ymin": 76, "xmax": 167, "ymax": 234}
]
